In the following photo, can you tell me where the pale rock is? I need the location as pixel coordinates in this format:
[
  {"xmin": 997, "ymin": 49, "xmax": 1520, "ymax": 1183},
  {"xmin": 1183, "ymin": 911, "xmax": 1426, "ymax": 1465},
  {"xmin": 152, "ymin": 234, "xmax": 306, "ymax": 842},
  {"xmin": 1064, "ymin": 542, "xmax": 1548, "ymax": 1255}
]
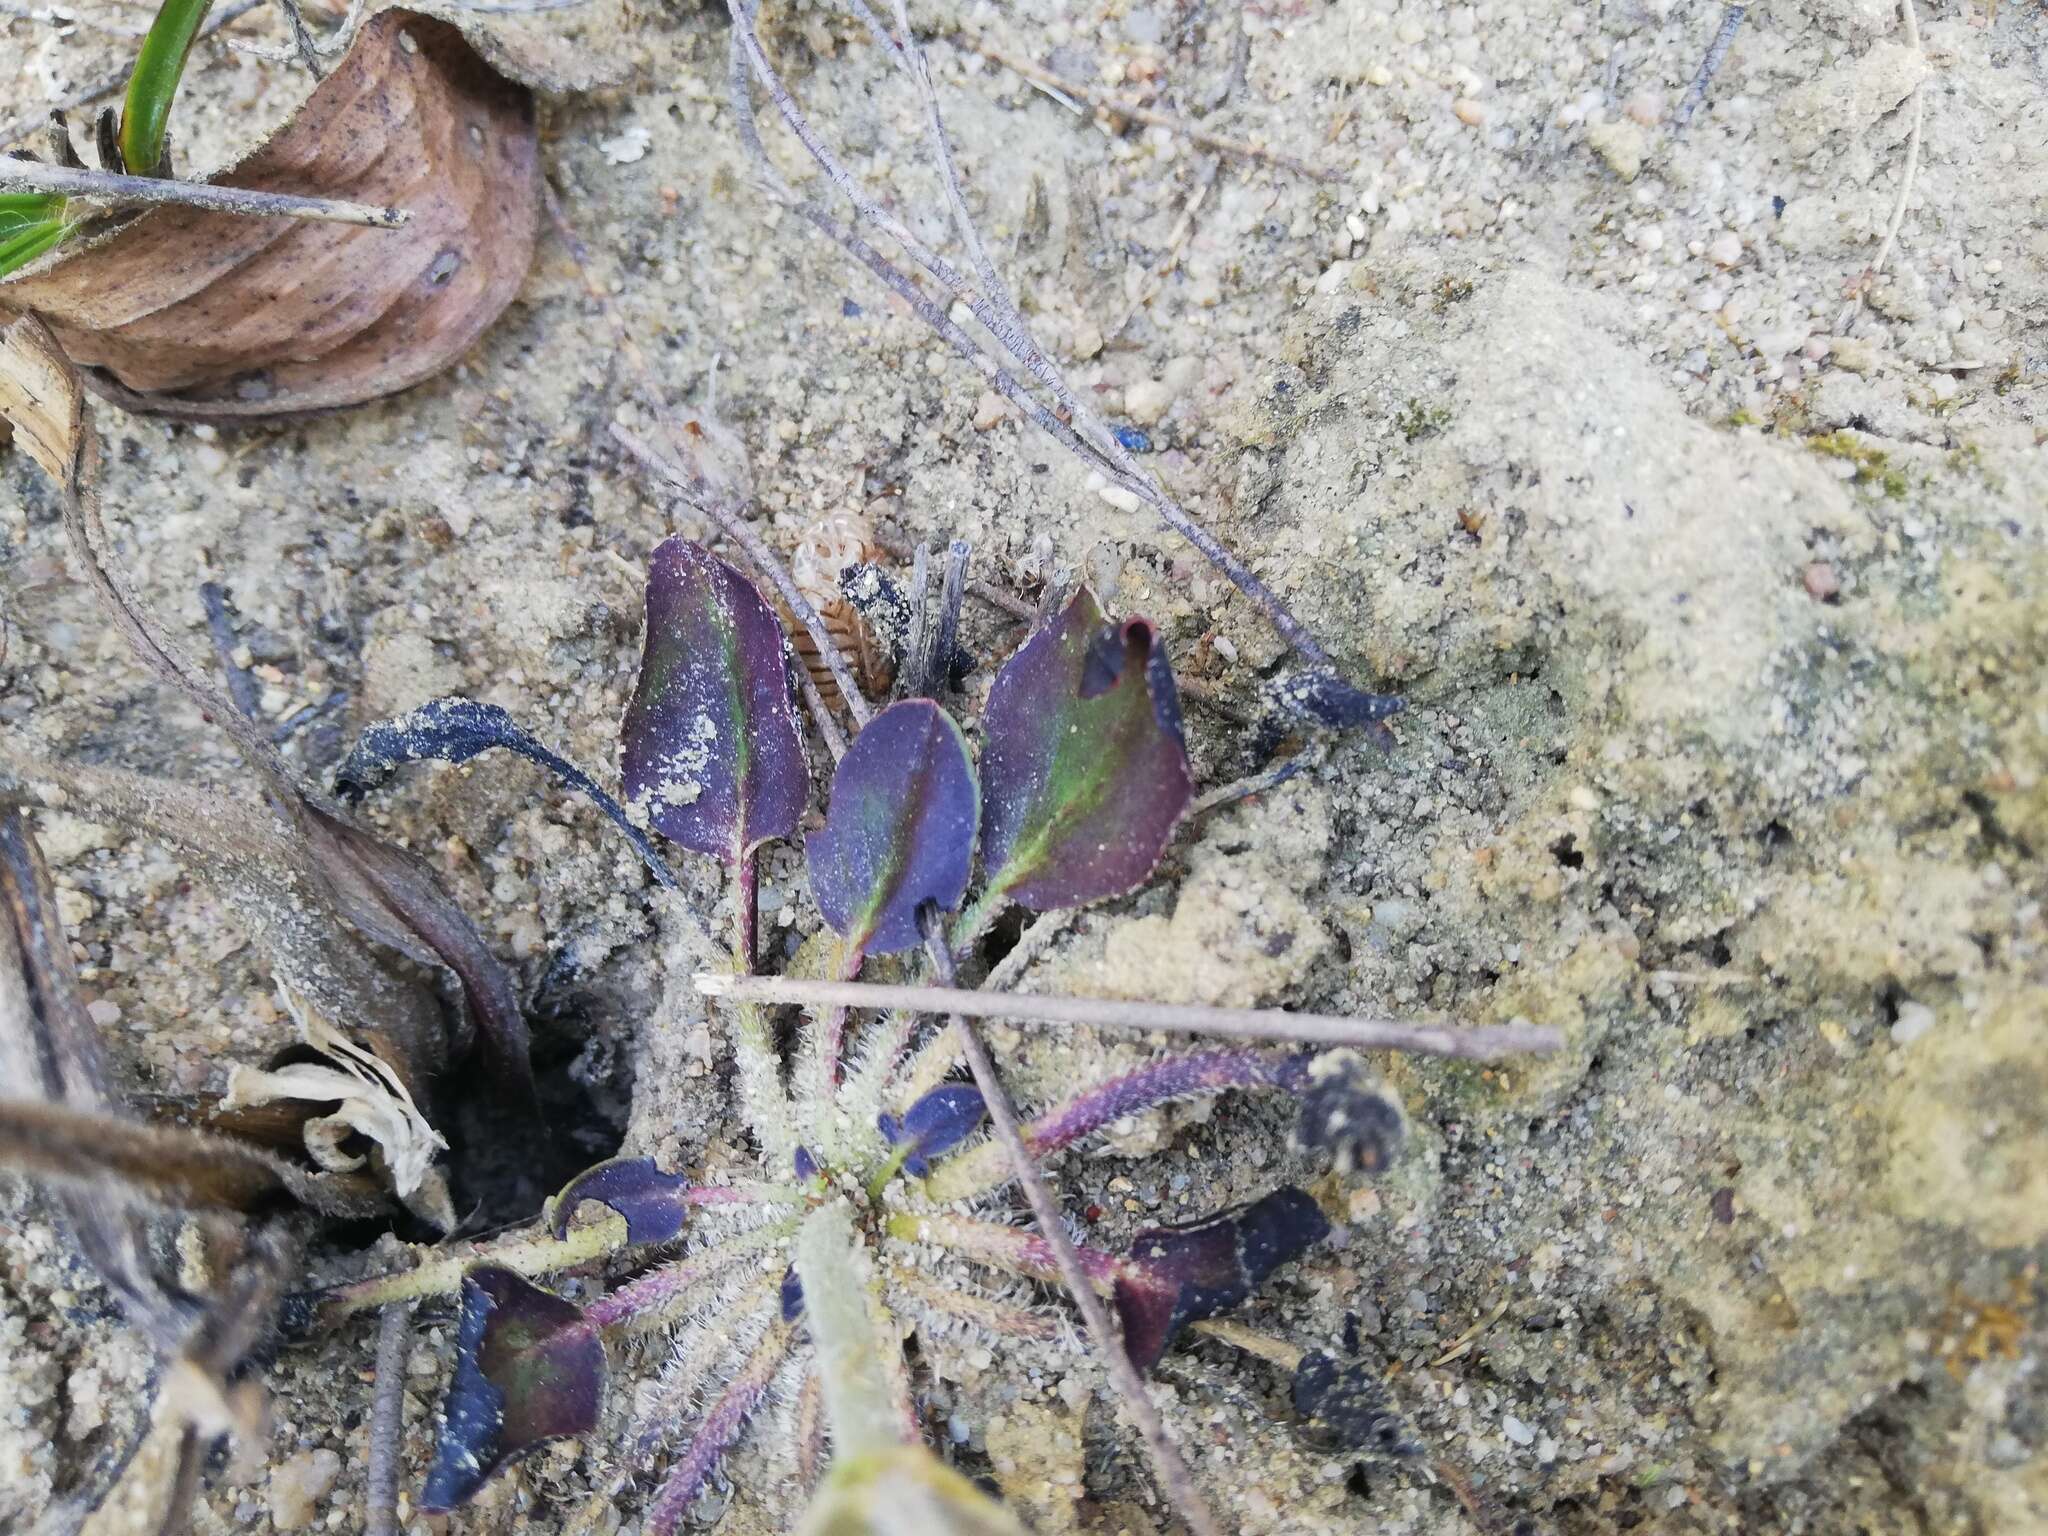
[
  {"xmin": 1123, "ymin": 377, "xmax": 1175, "ymax": 426},
  {"xmin": 1776, "ymin": 42, "xmax": 1929, "ymax": 159},
  {"xmin": 268, "ymin": 1449, "xmax": 341, "ymax": 1531},
  {"xmin": 1708, "ymin": 231, "xmax": 1744, "ymax": 267},
  {"xmin": 1584, "ymin": 119, "xmax": 1647, "ymax": 182},
  {"xmin": 971, "ymin": 391, "xmax": 1008, "ymax": 431}
]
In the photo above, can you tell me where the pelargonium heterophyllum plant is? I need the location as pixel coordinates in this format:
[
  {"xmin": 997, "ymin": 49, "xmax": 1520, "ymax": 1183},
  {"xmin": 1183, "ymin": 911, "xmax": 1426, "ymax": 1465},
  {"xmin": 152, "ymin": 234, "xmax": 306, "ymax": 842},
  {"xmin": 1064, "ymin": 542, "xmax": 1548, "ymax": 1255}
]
[{"xmin": 321, "ymin": 536, "xmax": 1427, "ymax": 1532}]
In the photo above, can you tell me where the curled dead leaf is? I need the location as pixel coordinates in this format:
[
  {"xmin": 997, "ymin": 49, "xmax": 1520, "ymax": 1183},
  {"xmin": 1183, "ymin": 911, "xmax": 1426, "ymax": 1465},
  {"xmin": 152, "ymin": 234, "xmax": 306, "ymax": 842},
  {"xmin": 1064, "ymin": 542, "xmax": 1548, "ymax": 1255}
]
[{"xmin": 0, "ymin": 10, "xmax": 538, "ymax": 419}]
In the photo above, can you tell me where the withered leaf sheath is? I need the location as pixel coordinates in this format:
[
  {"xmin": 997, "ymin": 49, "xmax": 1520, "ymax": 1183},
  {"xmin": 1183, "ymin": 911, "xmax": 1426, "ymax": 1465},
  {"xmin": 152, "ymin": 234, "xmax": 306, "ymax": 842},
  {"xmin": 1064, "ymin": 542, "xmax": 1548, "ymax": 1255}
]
[{"xmin": 0, "ymin": 313, "xmax": 532, "ymax": 1100}]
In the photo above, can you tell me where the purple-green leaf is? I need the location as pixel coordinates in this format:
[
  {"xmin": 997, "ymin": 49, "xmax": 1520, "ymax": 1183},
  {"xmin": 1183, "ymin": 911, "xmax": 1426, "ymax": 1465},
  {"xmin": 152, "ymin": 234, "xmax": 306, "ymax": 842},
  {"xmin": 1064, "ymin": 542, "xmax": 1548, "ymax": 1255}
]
[
  {"xmin": 421, "ymin": 1267, "xmax": 604, "ymax": 1510},
  {"xmin": 806, "ymin": 699, "xmax": 977, "ymax": 955},
  {"xmin": 878, "ymin": 1083, "xmax": 986, "ymax": 1177},
  {"xmin": 621, "ymin": 539, "xmax": 807, "ymax": 866},
  {"xmin": 1112, "ymin": 1186, "xmax": 1329, "ymax": 1371},
  {"xmin": 548, "ymin": 1157, "xmax": 691, "ymax": 1246},
  {"xmin": 979, "ymin": 588, "xmax": 1192, "ymax": 912}
]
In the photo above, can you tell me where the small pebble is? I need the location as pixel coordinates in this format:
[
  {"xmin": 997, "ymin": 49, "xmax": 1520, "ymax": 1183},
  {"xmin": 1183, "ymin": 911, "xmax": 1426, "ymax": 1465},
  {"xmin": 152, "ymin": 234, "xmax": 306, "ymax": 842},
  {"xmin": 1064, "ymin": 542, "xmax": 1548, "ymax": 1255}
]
[
  {"xmin": 1112, "ymin": 424, "xmax": 1153, "ymax": 453},
  {"xmin": 1802, "ymin": 562, "xmax": 1841, "ymax": 601},
  {"xmin": 1453, "ymin": 98, "xmax": 1487, "ymax": 126},
  {"xmin": 268, "ymin": 1449, "xmax": 341, "ymax": 1531},
  {"xmin": 1708, "ymin": 232, "xmax": 1744, "ymax": 267},
  {"xmin": 1890, "ymin": 1001, "xmax": 1935, "ymax": 1046},
  {"xmin": 1504, "ymin": 1415, "xmax": 1537, "ymax": 1447},
  {"xmin": 1584, "ymin": 119, "xmax": 1646, "ymax": 181},
  {"xmin": 1123, "ymin": 378, "xmax": 1174, "ymax": 426},
  {"xmin": 972, "ymin": 391, "xmax": 1008, "ymax": 431}
]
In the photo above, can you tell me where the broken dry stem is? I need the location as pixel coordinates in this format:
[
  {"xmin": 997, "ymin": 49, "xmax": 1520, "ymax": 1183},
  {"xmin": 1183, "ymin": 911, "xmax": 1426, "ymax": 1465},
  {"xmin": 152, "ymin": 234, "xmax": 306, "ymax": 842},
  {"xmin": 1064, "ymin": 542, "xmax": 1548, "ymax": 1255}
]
[
  {"xmin": 919, "ymin": 911, "xmax": 1226, "ymax": 1536},
  {"xmin": 695, "ymin": 974, "xmax": 1564, "ymax": 1061},
  {"xmin": 725, "ymin": 0, "xmax": 1344, "ymax": 674},
  {"xmin": 612, "ymin": 421, "xmax": 874, "ymax": 728},
  {"xmin": 0, "ymin": 159, "xmax": 408, "ymax": 226},
  {"xmin": 962, "ymin": 37, "xmax": 1345, "ymax": 183}
]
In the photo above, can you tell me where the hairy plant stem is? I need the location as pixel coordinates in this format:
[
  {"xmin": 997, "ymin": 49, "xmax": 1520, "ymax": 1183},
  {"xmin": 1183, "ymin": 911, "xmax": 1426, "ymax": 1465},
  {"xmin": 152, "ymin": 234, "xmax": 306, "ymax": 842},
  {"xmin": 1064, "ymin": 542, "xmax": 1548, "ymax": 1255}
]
[
  {"xmin": 795, "ymin": 1201, "xmax": 901, "ymax": 1459},
  {"xmin": 365, "ymin": 1302, "xmax": 412, "ymax": 1536},
  {"xmin": 917, "ymin": 908, "xmax": 1225, "ymax": 1536}
]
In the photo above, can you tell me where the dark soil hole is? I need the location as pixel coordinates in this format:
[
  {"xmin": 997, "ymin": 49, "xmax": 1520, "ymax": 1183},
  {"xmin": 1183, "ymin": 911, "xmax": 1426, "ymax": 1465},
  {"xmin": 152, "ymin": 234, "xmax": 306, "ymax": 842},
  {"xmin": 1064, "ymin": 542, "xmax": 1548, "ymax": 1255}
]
[
  {"xmin": 1549, "ymin": 834, "xmax": 1584, "ymax": 869},
  {"xmin": 441, "ymin": 1013, "xmax": 628, "ymax": 1230},
  {"xmin": 978, "ymin": 902, "xmax": 1032, "ymax": 972}
]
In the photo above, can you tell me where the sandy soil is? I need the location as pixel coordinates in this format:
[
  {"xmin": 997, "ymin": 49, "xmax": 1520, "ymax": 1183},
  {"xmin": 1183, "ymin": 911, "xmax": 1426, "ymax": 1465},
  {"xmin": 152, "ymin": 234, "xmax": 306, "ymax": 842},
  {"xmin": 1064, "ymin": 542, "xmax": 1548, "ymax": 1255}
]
[{"xmin": 3, "ymin": 1, "xmax": 2044, "ymax": 1534}]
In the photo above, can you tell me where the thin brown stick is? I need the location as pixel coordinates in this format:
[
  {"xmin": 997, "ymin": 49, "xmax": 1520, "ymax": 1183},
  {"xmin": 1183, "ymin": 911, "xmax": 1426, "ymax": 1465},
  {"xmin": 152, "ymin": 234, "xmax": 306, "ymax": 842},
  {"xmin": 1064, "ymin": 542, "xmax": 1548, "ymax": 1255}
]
[
  {"xmin": 963, "ymin": 38, "xmax": 1345, "ymax": 184},
  {"xmin": 793, "ymin": 658, "xmax": 849, "ymax": 762},
  {"xmin": 0, "ymin": 159, "xmax": 407, "ymax": 227},
  {"xmin": 699, "ymin": 974, "xmax": 1563, "ymax": 1060},
  {"xmin": 0, "ymin": 0, "xmax": 266, "ymax": 149},
  {"xmin": 364, "ymin": 1301, "xmax": 411, "ymax": 1536},
  {"xmin": 613, "ymin": 422, "xmax": 875, "ymax": 730},
  {"xmin": 918, "ymin": 909, "xmax": 1225, "ymax": 1536}
]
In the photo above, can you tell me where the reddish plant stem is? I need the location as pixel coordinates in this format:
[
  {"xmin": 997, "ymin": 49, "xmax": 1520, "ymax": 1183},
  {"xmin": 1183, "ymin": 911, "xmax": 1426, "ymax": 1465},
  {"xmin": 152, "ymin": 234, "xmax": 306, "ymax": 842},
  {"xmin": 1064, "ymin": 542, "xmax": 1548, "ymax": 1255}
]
[
  {"xmin": 922, "ymin": 1049, "xmax": 1308, "ymax": 1204},
  {"xmin": 646, "ymin": 1320, "xmax": 796, "ymax": 1536},
  {"xmin": 737, "ymin": 846, "xmax": 759, "ymax": 976}
]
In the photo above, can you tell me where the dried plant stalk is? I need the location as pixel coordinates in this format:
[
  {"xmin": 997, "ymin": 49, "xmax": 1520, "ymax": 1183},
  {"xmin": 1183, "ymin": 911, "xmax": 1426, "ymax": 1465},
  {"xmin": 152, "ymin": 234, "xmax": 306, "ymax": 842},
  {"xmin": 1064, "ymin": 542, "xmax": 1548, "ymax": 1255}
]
[{"xmin": 783, "ymin": 510, "xmax": 896, "ymax": 707}]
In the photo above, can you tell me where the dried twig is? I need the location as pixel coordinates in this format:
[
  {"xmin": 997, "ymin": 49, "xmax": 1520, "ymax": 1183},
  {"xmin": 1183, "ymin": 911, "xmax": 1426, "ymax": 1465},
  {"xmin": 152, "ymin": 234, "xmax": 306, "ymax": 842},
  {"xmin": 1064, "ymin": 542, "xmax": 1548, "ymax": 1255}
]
[
  {"xmin": 696, "ymin": 973, "xmax": 1565, "ymax": 1061},
  {"xmin": 1839, "ymin": 0, "xmax": 1923, "ymax": 327},
  {"xmin": 612, "ymin": 421, "xmax": 875, "ymax": 729},
  {"xmin": 199, "ymin": 582, "xmax": 265, "ymax": 721},
  {"xmin": 725, "ymin": 2, "xmax": 1399, "ymax": 732},
  {"xmin": 0, "ymin": 158, "xmax": 408, "ymax": 227},
  {"xmin": 275, "ymin": 0, "xmax": 326, "ymax": 78},
  {"xmin": 365, "ymin": 1302, "xmax": 412, "ymax": 1536},
  {"xmin": 918, "ymin": 908, "xmax": 1226, "ymax": 1536},
  {"xmin": 1674, "ymin": 5, "xmax": 1745, "ymax": 128},
  {"xmin": 961, "ymin": 37, "xmax": 1345, "ymax": 183},
  {"xmin": 0, "ymin": 0, "xmax": 266, "ymax": 149}
]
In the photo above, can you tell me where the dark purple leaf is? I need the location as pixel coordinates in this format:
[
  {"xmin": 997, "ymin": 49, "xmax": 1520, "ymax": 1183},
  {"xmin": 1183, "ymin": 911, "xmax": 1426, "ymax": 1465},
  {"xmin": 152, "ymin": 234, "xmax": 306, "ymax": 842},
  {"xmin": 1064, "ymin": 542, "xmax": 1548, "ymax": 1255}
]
[
  {"xmin": 335, "ymin": 697, "xmax": 677, "ymax": 890},
  {"xmin": 1257, "ymin": 669, "xmax": 1405, "ymax": 756},
  {"xmin": 1113, "ymin": 1187, "xmax": 1330, "ymax": 1371},
  {"xmin": 878, "ymin": 1083, "xmax": 986, "ymax": 1178},
  {"xmin": 779, "ymin": 1265, "xmax": 804, "ymax": 1323},
  {"xmin": 793, "ymin": 1146, "xmax": 821, "ymax": 1183},
  {"xmin": 422, "ymin": 1267, "xmax": 603, "ymax": 1511},
  {"xmin": 548, "ymin": 1157, "xmax": 694, "ymax": 1246},
  {"xmin": 806, "ymin": 699, "xmax": 977, "ymax": 955},
  {"xmin": 1292, "ymin": 1351, "xmax": 1419, "ymax": 1456},
  {"xmin": 621, "ymin": 539, "xmax": 808, "ymax": 865},
  {"xmin": 1292, "ymin": 1053, "xmax": 1407, "ymax": 1175},
  {"xmin": 979, "ymin": 589, "xmax": 1192, "ymax": 912}
]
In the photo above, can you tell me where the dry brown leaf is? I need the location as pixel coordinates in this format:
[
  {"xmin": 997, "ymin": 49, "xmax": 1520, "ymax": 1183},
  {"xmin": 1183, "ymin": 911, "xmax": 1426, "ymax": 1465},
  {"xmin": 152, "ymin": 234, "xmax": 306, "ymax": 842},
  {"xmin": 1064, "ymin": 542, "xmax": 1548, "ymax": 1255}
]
[
  {"xmin": 0, "ymin": 310, "xmax": 82, "ymax": 480},
  {"xmin": 0, "ymin": 10, "xmax": 538, "ymax": 419}
]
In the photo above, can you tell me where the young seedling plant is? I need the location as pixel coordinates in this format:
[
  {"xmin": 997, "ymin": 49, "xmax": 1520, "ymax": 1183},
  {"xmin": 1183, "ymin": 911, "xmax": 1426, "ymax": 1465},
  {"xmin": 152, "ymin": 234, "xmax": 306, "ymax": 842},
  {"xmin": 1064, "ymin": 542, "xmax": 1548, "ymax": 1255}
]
[{"xmin": 319, "ymin": 536, "xmax": 1561, "ymax": 1534}]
